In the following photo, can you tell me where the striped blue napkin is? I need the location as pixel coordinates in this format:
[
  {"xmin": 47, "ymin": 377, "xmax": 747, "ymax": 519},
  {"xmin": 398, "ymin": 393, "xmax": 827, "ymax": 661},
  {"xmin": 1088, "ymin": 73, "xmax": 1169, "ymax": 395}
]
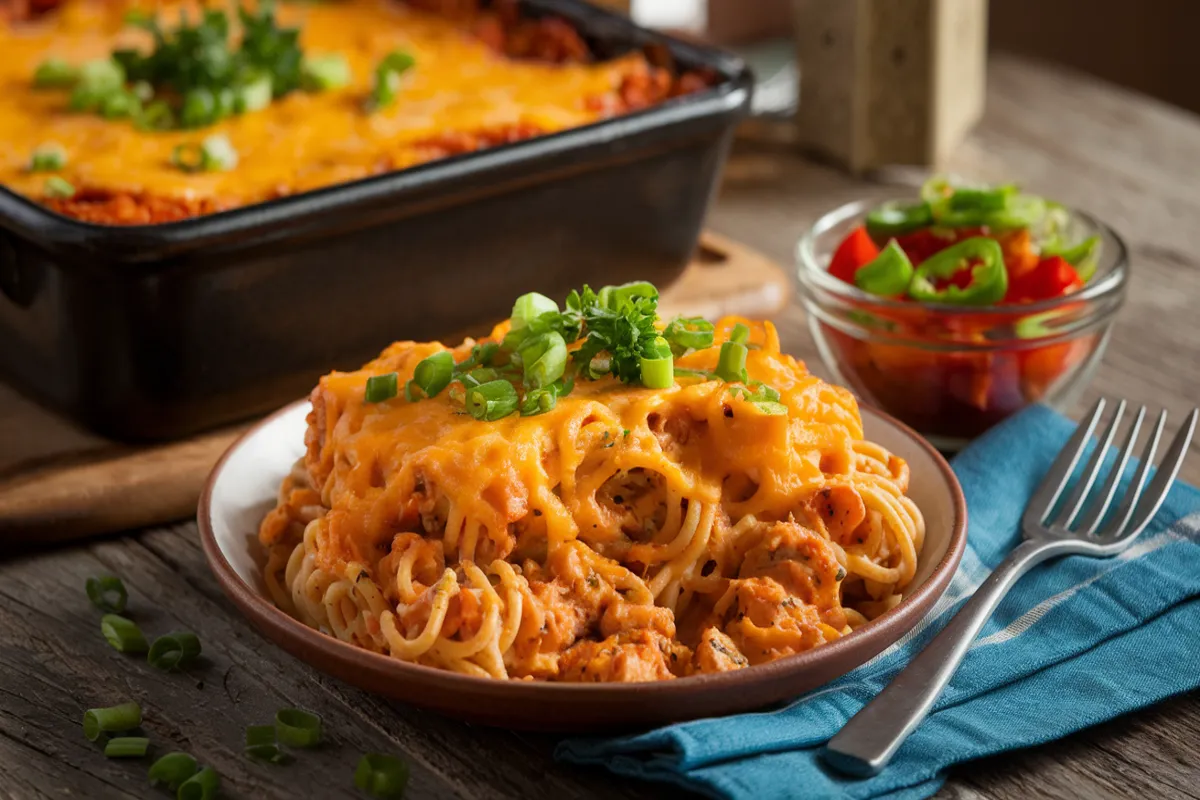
[{"xmin": 558, "ymin": 405, "xmax": 1200, "ymax": 800}]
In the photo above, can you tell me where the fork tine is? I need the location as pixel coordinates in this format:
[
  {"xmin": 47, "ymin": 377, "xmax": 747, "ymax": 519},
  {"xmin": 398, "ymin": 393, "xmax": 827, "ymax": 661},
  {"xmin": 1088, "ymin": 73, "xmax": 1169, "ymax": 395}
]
[
  {"xmin": 1097, "ymin": 409, "xmax": 1166, "ymax": 540},
  {"xmin": 1021, "ymin": 398, "xmax": 1106, "ymax": 533},
  {"xmin": 1075, "ymin": 405, "xmax": 1145, "ymax": 536},
  {"xmin": 1051, "ymin": 399, "xmax": 1126, "ymax": 529},
  {"xmin": 1117, "ymin": 408, "xmax": 1199, "ymax": 541}
]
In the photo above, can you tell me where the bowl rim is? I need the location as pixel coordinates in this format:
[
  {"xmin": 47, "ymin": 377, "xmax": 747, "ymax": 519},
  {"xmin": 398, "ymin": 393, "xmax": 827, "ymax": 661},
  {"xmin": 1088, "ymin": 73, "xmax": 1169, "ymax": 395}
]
[
  {"xmin": 795, "ymin": 197, "xmax": 1130, "ymax": 317},
  {"xmin": 197, "ymin": 397, "xmax": 967, "ymax": 706}
]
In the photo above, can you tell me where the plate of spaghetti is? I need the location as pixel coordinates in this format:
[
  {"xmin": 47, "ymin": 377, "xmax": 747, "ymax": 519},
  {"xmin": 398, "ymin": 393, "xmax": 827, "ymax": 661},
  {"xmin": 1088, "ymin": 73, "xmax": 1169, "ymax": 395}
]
[{"xmin": 199, "ymin": 281, "xmax": 966, "ymax": 730}]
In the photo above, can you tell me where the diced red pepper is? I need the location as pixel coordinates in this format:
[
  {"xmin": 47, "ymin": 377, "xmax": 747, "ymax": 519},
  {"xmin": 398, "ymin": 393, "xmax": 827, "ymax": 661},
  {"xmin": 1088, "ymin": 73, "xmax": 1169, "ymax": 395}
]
[
  {"xmin": 829, "ymin": 226, "xmax": 880, "ymax": 284},
  {"xmin": 1004, "ymin": 255, "xmax": 1084, "ymax": 303}
]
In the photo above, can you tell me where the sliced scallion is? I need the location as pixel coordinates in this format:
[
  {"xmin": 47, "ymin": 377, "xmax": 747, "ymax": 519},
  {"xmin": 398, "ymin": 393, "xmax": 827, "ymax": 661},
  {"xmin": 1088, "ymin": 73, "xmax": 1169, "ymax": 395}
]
[
  {"xmin": 275, "ymin": 707, "xmax": 322, "ymax": 748},
  {"xmin": 179, "ymin": 88, "xmax": 218, "ymax": 129},
  {"xmin": 29, "ymin": 143, "xmax": 67, "ymax": 172},
  {"xmin": 662, "ymin": 316, "xmax": 714, "ymax": 356},
  {"xmin": 715, "ymin": 341, "xmax": 748, "ymax": 383},
  {"xmin": 638, "ymin": 336, "xmax": 674, "ymax": 389},
  {"xmin": 147, "ymin": 632, "xmax": 202, "ymax": 670},
  {"xmin": 518, "ymin": 332, "xmax": 567, "ymax": 389},
  {"xmin": 409, "ymin": 351, "xmax": 454, "ymax": 400},
  {"xmin": 83, "ymin": 702, "xmax": 142, "ymax": 742},
  {"xmin": 105, "ymin": 736, "xmax": 150, "ymax": 758},
  {"xmin": 43, "ymin": 176, "xmax": 75, "ymax": 199},
  {"xmin": 148, "ymin": 752, "xmax": 199, "ymax": 790},
  {"xmin": 367, "ymin": 50, "xmax": 415, "ymax": 111},
  {"xmin": 86, "ymin": 575, "xmax": 127, "ymax": 613},
  {"xmin": 245, "ymin": 724, "xmax": 289, "ymax": 763},
  {"xmin": 101, "ymin": 614, "xmax": 148, "ymax": 654},
  {"xmin": 510, "ymin": 292, "xmax": 558, "ymax": 330},
  {"xmin": 354, "ymin": 753, "xmax": 410, "ymax": 799},
  {"xmin": 301, "ymin": 54, "xmax": 351, "ymax": 91},
  {"xmin": 729, "ymin": 323, "xmax": 750, "ymax": 345},
  {"xmin": 33, "ymin": 57, "xmax": 79, "ymax": 89},
  {"xmin": 465, "ymin": 380, "xmax": 519, "ymax": 421},
  {"xmin": 234, "ymin": 72, "xmax": 274, "ymax": 114},
  {"xmin": 177, "ymin": 766, "xmax": 219, "ymax": 800},
  {"xmin": 365, "ymin": 372, "xmax": 399, "ymax": 403}
]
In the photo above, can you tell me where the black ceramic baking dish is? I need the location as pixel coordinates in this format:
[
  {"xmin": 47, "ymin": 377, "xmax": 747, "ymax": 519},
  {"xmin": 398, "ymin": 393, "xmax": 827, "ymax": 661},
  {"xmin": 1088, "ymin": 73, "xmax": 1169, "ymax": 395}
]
[{"xmin": 0, "ymin": 0, "xmax": 752, "ymax": 441}]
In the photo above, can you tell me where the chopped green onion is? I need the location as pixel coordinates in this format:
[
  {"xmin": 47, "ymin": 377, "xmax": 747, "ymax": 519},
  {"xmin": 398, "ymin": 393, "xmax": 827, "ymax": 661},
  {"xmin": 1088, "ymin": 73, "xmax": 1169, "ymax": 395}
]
[
  {"xmin": 29, "ymin": 144, "xmax": 67, "ymax": 172},
  {"xmin": 638, "ymin": 337, "xmax": 674, "ymax": 390},
  {"xmin": 75, "ymin": 58, "xmax": 125, "ymax": 97},
  {"xmin": 715, "ymin": 341, "xmax": 748, "ymax": 383},
  {"xmin": 466, "ymin": 380, "xmax": 519, "ymax": 421},
  {"xmin": 180, "ymin": 88, "xmax": 218, "ymax": 128},
  {"xmin": 368, "ymin": 50, "xmax": 415, "ymax": 111},
  {"xmin": 461, "ymin": 367, "xmax": 500, "ymax": 388},
  {"xmin": 354, "ymin": 754, "xmax": 410, "ymax": 799},
  {"xmin": 100, "ymin": 90, "xmax": 141, "ymax": 119},
  {"xmin": 136, "ymin": 100, "xmax": 175, "ymax": 131},
  {"xmin": 365, "ymin": 372, "xmax": 399, "ymax": 403},
  {"xmin": 597, "ymin": 281, "xmax": 658, "ymax": 311},
  {"xmin": 750, "ymin": 401, "xmax": 787, "ymax": 415},
  {"xmin": 147, "ymin": 632, "xmax": 202, "ymax": 670},
  {"xmin": 729, "ymin": 323, "xmax": 750, "ymax": 346},
  {"xmin": 234, "ymin": 72, "xmax": 274, "ymax": 114},
  {"xmin": 105, "ymin": 736, "xmax": 150, "ymax": 758},
  {"xmin": 177, "ymin": 766, "xmax": 219, "ymax": 800},
  {"xmin": 275, "ymin": 708, "xmax": 322, "ymax": 748},
  {"xmin": 86, "ymin": 575, "xmax": 127, "ymax": 613},
  {"xmin": 518, "ymin": 331, "xmax": 567, "ymax": 389},
  {"xmin": 853, "ymin": 240, "xmax": 915, "ymax": 297},
  {"xmin": 245, "ymin": 725, "xmax": 289, "ymax": 763},
  {"xmin": 171, "ymin": 134, "xmax": 239, "ymax": 173},
  {"xmin": 302, "ymin": 54, "xmax": 351, "ymax": 91},
  {"xmin": 148, "ymin": 752, "xmax": 199, "ymax": 790},
  {"xmin": 662, "ymin": 316, "xmax": 714, "ymax": 356},
  {"xmin": 674, "ymin": 368, "xmax": 715, "ymax": 380},
  {"xmin": 69, "ymin": 84, "xmax": 114, "ymax": 113},
  {"xmin": 510, "ymin": 292, "xmax": 558, "ymax": 330},
  {"xmin": 44, "ymin": 176, "xmax": 75, "ymax": 199},
  {"xmin": 101, "ymin": 614, "xmax": 148, "ymax": 654},
  {"xmin": 33, "ymin": 57, "xmax": 79, "ymax": 89},
  {"xmin": 83, "ymin": 702, "xmax": 142, "ymax": 742},
  {"xmin": 409, "ymin": 352, "xmax": 454, "ymax": 399}
]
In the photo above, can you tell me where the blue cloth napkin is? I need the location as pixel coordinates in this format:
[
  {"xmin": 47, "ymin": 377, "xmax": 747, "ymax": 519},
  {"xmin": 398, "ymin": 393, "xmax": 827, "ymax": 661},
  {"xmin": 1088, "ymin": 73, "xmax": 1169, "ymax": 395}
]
[{"xmin": 558, "ymin": 405, "xmax": 1200, "ymax": 800}]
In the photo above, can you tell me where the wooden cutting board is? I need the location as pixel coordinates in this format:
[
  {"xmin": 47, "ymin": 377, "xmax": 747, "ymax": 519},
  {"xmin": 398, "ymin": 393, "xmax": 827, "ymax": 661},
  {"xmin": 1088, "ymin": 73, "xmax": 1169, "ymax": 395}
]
[{"xmin": 0, "ymin": 231, "xmax": 790, "ymax": 545}]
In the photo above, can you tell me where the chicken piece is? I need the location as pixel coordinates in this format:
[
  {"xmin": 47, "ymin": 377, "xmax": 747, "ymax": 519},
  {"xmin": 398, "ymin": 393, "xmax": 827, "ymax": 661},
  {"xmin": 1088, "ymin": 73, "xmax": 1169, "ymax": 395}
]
[
  {"xmin": 804, "ymin": 484, "xmax": 866, "ymax": 543},
  {"xmin": 556, "ymin": 630, "xmax": 686, "ymax": 682},
  {"xmin": 692, "ymin": 627, "xmax": 748, "ymax": 674},
  {"xmin": 599, "ymin": 599, "xmax": 676, "ymax": 640}
]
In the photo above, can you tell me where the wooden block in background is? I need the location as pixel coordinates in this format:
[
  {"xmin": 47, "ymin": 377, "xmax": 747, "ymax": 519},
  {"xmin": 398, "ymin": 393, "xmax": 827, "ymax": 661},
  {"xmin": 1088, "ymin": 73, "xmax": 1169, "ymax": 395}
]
[
  {"xmin": 0, "ymin": 231, "xmax": 790, "ymax": 546},
  {"xmin": 792, "ymin": 0, "xmax": 987, "ymax": 172}
]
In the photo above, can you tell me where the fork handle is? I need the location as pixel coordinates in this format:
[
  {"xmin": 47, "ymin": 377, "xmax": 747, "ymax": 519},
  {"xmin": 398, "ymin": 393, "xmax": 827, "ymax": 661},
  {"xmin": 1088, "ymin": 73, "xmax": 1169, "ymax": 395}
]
[{"xmin": 823, "ymin": 537, "xmax": 1081, "ymax": 777}]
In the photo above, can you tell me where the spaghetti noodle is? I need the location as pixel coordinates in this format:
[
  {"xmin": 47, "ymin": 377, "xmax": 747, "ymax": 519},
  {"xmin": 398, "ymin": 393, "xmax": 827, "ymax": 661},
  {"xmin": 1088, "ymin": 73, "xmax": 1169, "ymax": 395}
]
[{"xmin": 259, "ymin": 304, "xmax": 924, "ymax": 682}]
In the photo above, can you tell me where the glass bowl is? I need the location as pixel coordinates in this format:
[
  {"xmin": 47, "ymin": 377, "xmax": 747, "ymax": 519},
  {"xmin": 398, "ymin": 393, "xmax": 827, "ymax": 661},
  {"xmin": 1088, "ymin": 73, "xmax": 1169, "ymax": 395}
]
[{"xmin": 796, "ymin": 198, "xmax": 1129, "ymax": 451}]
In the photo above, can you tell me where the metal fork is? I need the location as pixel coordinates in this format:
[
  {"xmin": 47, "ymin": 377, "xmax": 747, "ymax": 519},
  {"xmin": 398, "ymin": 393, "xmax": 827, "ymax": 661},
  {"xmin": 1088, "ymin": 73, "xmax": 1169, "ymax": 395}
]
[{"xmin": 823, "ymin": 398, "xmax": 1199, "ymax": 778}]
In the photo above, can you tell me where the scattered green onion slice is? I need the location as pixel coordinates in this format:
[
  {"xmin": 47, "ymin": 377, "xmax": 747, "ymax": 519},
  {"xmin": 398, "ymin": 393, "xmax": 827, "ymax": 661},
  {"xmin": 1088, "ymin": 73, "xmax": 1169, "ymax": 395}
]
[
  {"xmin": 661, "ymin": 316, "xmax": 714, "ymax": 356},
  {"xmin": 86, "ymin": 575, "xmax": 128, "ymax": 613},
  {"xmin": 275, "ymin": 708, "xmax": 322, "ymax": 748},
  {"xmin": 105, "ymin": 736, "xmax": 150, "ymax": 758},
  {"xmin": 101, "ymin": 614, "xmax": 148, "ymax": 654},
  {"xmin": 728, "ymin": 323, "xmax": 750, "ymax": 345},
  {"xmin": 638, "ymin": 336, "xmax": 674, "ymax": 390},
  {"xmin": 518, "ymin": 331, "xmax": 568, "ymax": 389},
  {"xmin": 78, "ymin": 58, "xmax": 125, "ymax": 93},
  {"xmin": 83, "ymin": 702, "xmax": 142, "ymax": 742},
  {"xmin": 674, "ymin": 368, "xmax": 715, "ymax": 380},
  {"xmin": 715, "ymin": 341, "xmax": 748, "ymax": 383},
  {"xmin": 235, "ymin": 72, "xmax": 274, "ymax": 114},
  {"xmin": 43, "ymin": 176, "xmax": 75, "ymax": 199},
  {"xmin": 136, "ymin": 100, "xmax": 175, "ymax": 131},
  {"xmin": 179, "ymin": 88, "xmax": 218, "ymax": 129},
  {"xmin": 302, "ymin": 54, "xmax": 351, "ymax": 91},
  {"xmin": 368, "ymin": 50, "xmax": 415, "ymax": 111},
  {"xmin": 246, "ymin": 724, "xmax": 276, "ymax": 748},
  {"xmin": 465, "ymin": 380, "xmax": 519, "ymax": 421},
  {"xmin": 171, "ymin": 134, "xmax": 238, "ymax": 173},
  {"xmin": 245, "ymin": 724, "xmax": 290, "ymax": 764},
  {"xmin": 33, "ymin": 57, "xmax": 79, "ymax": 88},
  {"xmin": 177, "ymin": 766, "xmax": 219, "ymax": 800},
  {"xmin": 510, "ymin": 292, "xmax": 558, "ymax": 330},
  {"xmin": 148, "ymin": 752, "xmax": 199, "ymax": 790},
  {"xmin": 365, "ymin": 372, "xmax": 399, "ymax": 403},
  {"xmin": 147, "ymin": 632, "xmax": 202, "ymax": 670},
  {"xmin": 100, "ymin": 90, "xmax": 141, "ymax": 119},
  {"xmin": 354, "ymin": 754, "xmax": 410, "ymax": 800},
  {"xmin": 29, "ymin": 143, "xmax": 67, "ymax": 172},
  {"xmin": 597, "ymin": 281, "xmax": 658, "ymax": 311},
  {"xmin": 410, "ymin": 352, "xmax": 454, "ymax": 399}
]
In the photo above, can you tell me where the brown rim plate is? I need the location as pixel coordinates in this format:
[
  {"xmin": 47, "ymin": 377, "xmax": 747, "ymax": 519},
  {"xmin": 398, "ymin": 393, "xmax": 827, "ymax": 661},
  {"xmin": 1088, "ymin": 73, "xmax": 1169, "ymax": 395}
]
[{"xmin": 198, "ymin": 400, "xmax": 967, "ymax": 732}]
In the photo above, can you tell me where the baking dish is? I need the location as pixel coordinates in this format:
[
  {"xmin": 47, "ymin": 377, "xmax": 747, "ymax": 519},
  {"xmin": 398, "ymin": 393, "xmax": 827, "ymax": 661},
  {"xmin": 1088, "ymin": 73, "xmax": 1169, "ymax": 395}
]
[{"xmin": 0, "ymin": 0, "xmax": 752, "ymax": 441}]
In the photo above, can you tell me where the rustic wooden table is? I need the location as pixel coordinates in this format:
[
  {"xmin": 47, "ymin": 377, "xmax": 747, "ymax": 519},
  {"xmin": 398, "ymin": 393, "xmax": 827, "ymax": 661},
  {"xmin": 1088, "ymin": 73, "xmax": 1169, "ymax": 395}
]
[{"xmin": 2, "ymin": 53, "xmax": 1198, "ymax": 799}]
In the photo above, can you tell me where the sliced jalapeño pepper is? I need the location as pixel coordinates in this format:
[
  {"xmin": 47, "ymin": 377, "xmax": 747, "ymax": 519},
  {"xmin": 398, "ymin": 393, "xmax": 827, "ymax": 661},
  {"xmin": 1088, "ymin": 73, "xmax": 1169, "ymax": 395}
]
[
  {"xmin": 854, "ymin": 240, "xmax": 914, "ymax": 296},
  {"xmin": 908, "ymin": 236, "xmax": 1007, "ymax": 305},
  {"xmin": 865, "ymin": 201, "xmax": 933, "ymax": 239},
  {"xmin": 1043, "ymin": 235, "xmax": 1099, "ymax": 281}
]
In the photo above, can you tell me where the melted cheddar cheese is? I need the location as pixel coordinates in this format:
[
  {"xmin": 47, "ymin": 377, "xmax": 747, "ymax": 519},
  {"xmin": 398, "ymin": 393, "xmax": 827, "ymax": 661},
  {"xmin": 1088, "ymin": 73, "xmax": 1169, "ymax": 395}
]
[
  {"xmin": 258, "ymin": 318, "xmax": 926, "ymax": 682},
  {"xmin": 0, "ymin": 0, "xmax": 669, "ymax": 215}
]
